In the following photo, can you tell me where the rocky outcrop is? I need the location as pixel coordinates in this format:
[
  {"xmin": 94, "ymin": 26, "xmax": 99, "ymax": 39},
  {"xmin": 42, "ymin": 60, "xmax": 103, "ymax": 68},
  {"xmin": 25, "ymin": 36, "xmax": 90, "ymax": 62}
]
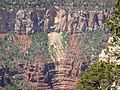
[
  {"xmin": 0, "ymin": 9, "xmax": 16, "ymax": 33},
  {"xmin": 0, "ymin": 2, "xmax": 113, "ymax": 90},
  {"xmin": 0, "ymin": 6, "xmax": 110, "ymax": 35},
  {"xmin": 0, "ymin": 9, "xmax": 9, "ymax": 33},
  {"xmin": 51, "ymin": 35, "xmax": 85, "ymax": 90},
  {"xmin": 99, "ymin": 37, "xmax": 120, "ymax": 64},
  {"xmin": 48, "ymin": 32, "xmax": 66, "ymax": 62}
]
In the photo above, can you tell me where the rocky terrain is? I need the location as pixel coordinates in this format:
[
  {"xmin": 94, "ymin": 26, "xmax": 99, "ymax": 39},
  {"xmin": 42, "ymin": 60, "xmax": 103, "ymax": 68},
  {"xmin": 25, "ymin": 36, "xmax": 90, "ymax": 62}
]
[{"xmin": 0, "ymin": 0, "xmax": 115, "ymax": 90}]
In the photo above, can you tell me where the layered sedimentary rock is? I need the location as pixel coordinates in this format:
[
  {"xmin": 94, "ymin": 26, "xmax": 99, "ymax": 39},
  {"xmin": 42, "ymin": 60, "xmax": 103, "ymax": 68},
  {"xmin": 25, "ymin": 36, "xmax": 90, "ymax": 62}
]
[
  {"xmin": 0, "ymin": 7, "xmax": 110, "ymax": 35},
  {"xmin": 14, "ymin": 10, "xmax": 33, "ymax": 35},
  {"xmin": 10, "ymin": 61, "xmax": 55, "ymax": 90},
  {"xmin": 51, "ymin": 35, "xmax": 85, "ymax": 90},
  {"xmin": 0, "ymin": 3, "xmax": 113, "ymax": 90}
]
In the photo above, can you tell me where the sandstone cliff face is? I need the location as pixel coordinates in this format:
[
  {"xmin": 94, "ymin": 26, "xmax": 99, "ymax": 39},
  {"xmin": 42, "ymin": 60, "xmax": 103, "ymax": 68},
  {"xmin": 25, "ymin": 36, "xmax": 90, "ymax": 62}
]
[
  {"xmin": 0, "ymin": 7, "xmax": 110, "ymax": 34},
  {"xmin": 48, "ymin": 32, "xmax": 65, "ymax": 62},
  {"xmin": 0, "ymin": 4, "xmax": 112, "ymax": 90}
]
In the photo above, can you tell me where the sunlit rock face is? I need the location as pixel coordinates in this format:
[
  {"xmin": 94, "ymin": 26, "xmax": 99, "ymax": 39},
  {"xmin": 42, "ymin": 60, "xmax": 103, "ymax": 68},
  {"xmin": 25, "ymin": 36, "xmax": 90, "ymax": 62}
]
[
  {"xmin": 14, "ymin": 10, "xmax": 33, "ymax": 35},
  {"xmin": 59, "ymin": 8, "xmax": 66, "ymax": 32},
  {"xmin": 47, "ymin": 31, "xmax": 82, "ymax": 90},
  {"xmin": 99, "ymin": 37, "xmax": 120, "ymax": 64},
  {"xmin": 52, "ymin": 35, "xmax": 84, "ymax": 90},
  {"xmin": 48, "ymin": 32, "xmax": 66, "ymax": 62}
]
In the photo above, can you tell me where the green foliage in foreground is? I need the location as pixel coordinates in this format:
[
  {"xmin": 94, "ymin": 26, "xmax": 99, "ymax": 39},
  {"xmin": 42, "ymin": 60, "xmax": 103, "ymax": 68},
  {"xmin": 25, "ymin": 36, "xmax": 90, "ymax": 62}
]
[
  {"xmin": 105, "ymin": 0, "xmax": 120, "ymax": 42},
  {"xmin": 76, "ymin": 61, "xmax": 120, "ymax": 90}
]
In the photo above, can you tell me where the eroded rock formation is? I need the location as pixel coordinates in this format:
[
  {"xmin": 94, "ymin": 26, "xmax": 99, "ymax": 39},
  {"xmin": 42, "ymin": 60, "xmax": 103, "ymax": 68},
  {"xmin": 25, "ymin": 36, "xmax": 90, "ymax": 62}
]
[
  {"xmin": 0, "ymin": 3, "xmax": 113, "ymax": 90},
  {"xmin": 0, "ymin": 6, "xmax": 110, "ymax": 35}
]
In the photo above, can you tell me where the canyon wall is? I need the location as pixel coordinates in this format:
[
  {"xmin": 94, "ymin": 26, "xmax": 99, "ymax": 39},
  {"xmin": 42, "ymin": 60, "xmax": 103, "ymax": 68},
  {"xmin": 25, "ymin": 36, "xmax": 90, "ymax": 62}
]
[
  {"xmin": 0, "ymin": 7, "xmax": 110, "ymax": 34},
  {"xmin": 0, "ymin": 5, "xmax": 112, "ymax": 90}
]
